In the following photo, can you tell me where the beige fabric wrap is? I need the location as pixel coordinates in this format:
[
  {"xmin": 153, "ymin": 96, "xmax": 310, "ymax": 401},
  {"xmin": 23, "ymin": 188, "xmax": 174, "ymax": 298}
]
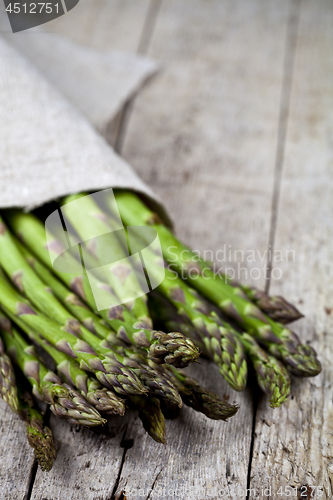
[{"xmin": 0, "ymin": 32, "xmax": 169, "ymax": 221}]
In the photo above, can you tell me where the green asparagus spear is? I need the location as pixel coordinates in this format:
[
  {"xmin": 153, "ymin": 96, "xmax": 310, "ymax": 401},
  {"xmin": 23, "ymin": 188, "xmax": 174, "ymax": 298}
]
[
  {"xmin": 233, "ymin": 283, "xmax": 303, "ymax": 324},
  {"xmin": 16, "ymin": 238, "xmax": 121, "ymax": 346},
  {"xmin": 236, "ymin": 333, "xmax": 291, "ymax": 407},
  {"xmin": 61, "ymin": 192, "xmax": 152, "ymax": 325},
  {"xmin": 0, "ymin": 337, "xmax": 56, "ymax": 471},
  {"xmin": 166, "ymin": 366, "xmax": 239, "ymax": 420},
  {"xmin": 110, "ymin": 191, "xmax": 320, "ymax": 377},
  {"xmin": 149, "ymin": 292, "xmax": 290, "ymax": 407},
  {"xmin": 0, "ymin": 333, "xmax": 19, "ymax": 411},
  {"xmin": 17, "ymin": 387, "xmax": 56, "ymax": 471},
  {"xmin": 6, "ymin": 212, "xmax": 200, "ymax": 368},
  {"xmin": 0, "ymin": 274, "xmax": 146, "ymax": 396},
  {"xmin": 0, "ymin": 315, "xmax": 105, "ymax": 427},
  {"xmin": 129, "ymin": 395, "xmax": 166, "ymax": 444}
]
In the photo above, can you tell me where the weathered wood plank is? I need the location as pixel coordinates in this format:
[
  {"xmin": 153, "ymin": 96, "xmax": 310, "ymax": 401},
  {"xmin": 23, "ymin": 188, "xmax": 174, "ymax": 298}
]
[
  {"xmin": 0, "ymin": 399, "xmax": 36, "ymax": 500},
  {"xmin": 122, "ymin": 0, "xmax": 289, "ymax": 289},
  {"xmin": 117, "ymin": 1, "xmax": 289, "ymax": 498},
  {"xmin": 250, "ymin": 0, "xmax": 333, "ymax": 497}
]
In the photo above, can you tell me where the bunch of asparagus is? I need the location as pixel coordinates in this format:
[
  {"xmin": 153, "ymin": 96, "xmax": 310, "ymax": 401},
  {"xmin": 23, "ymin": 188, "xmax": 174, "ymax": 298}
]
[{"xmin": 0, "ymin": 190, "xmax": 321, "ymax": 472}]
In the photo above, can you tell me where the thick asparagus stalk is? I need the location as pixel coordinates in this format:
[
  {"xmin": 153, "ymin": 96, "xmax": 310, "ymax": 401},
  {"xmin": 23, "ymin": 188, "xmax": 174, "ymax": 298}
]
[
  {"xmin": 166, "ymin": 366, "xmax": 239, "ymax": 420},
  {"xmin": 0, "ymin": 315, "xmax": 105, "ymax": 427},
  {"xmin": 129, "ymin": 395, "xmax": 166, "ymax": 444},
  {"xmin": 16, "ymin": 238, "xmax": 121, "ymax": 346},
  {"xmin": 17, "ymin": 388, "xmax": 56, "ymax": 472},
  {"xmin": 0, "ymin": 215, "xmax": 80, "ymax": 327},
  {"xmin": 110, "ymin": 191, "xmax": 320, "ymax": 377},
  {"xmin": 0, "ymin": 337, "xmax": 56, "ymax": 471},
  {"xmin": 0, "ymin": 274, "xmax": 146, "ymax": 396},
  {"xmin": 6, "ymin": 212, "xmax": 199, "ymax": 369},
  {"xmin": 62, "ymin": 192, "xmax": 152, "ymax": 326},
  {"xmin": 236, "ymin": 333, "xmax": 291, "ymax": 408},
  {"xmin": 0, "ymin": 333, "xmax": 19, "ymax": 411}
]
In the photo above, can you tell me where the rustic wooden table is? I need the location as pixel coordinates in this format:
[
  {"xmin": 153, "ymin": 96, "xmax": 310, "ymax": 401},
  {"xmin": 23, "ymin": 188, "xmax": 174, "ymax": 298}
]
[{"xmin": 0, "ymin": 1, "xmax": 331, "ymax": 498}]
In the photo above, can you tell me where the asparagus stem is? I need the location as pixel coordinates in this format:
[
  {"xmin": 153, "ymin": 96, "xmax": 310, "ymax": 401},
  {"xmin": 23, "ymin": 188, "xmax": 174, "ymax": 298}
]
[
  {"xmin": 0, "ymin": 336, "xmax": 56, "ymax": 471},
  {"xmin": 110, "ymin": 191, "xmax": 321, "ymax": 377},
  {"xmin": 62, "ymin": 192, "xmax": 152, "ymax": 325},
  {"xmin": 236, "ymin": 333, "xmax": 291, "ymax": 408},
  {"xmin": 17, "ymin": 387, "xmax": 57, "ymax": 472},
  {"xmin": 168, "ymin": 367, "xmax": 239, "ymax": 420}
]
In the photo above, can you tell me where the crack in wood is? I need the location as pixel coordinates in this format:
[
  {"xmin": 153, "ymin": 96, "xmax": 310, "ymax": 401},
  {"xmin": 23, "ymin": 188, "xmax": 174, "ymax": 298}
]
[
  {"xmin": 110, "ymin": 426, "xmax": 132, "ymax": 500},
  {"xmin": 24, "ymin": 459, "xmax": 39, "ymax": 500},
  {"xmin": 246, "ymin": 387, "xmax": 259, "ymax": 500},
  {"xmin": 145, "ymin": 467, "xmax": 164, "ymax": 500}
]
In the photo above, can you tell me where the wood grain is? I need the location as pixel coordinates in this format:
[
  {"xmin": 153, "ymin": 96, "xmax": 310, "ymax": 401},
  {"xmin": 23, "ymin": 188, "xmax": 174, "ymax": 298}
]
[
  {"xmin": 122, "ymin": 0, "xmax": 289, "ymax": 289},
  {"xmin": 250, "ymin": 0, "xmax": 333, "ymax": 497}
]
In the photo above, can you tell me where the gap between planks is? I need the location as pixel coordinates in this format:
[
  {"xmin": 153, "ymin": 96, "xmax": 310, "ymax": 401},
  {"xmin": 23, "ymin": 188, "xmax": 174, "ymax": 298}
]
[
  {"xmin": 265, "ymin": 0, "xmax": 301, "ymax": 295},
  {"xmin": 246, "ymin": 0, "xmax": 301, "ymax": 497}
]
